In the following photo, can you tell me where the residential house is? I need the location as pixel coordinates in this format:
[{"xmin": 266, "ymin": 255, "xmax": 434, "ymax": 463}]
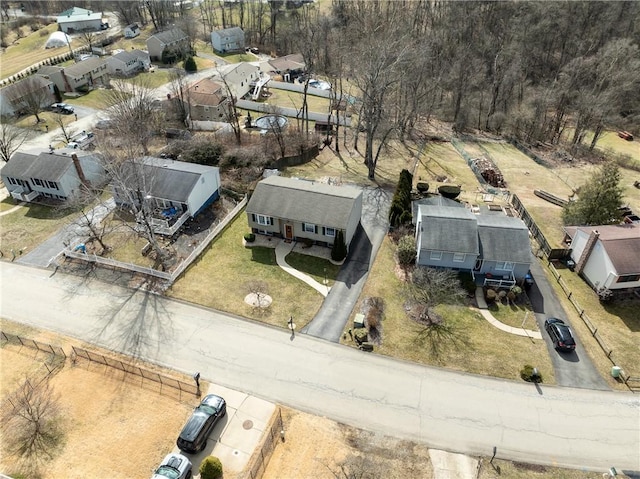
[
  {"xmin": 246, "ymin": 176, "xmax": 363, "ymax": 250},
  {"xmin": 266, "ymin": 53, "xmax": 305, "ymax": 82},
  {"xmin": 38, "ymin": 57, "xmax": 109, "ymax": 93},
  {"xmin": 107, "ymin": 51, "xmax": 144, "ymax": 76},
  {"xmin": 129, "ymin": 49, "xmax": 151, "ymax": 70},
  {"xmin": 216, "ymin": 62, "xmax": 260, "ymax": 99},
  {"xmin": 211, "ymin": 26, "xmax": 245, "ymax": 53},
  {"xmin": 1, "ymin": 149, "xmax": 106, "ymax": 202},
  {"xmin": 124, "ymin": 24, "xmax": 141, "ymax": 38},
  {"xmin": 187, "ymin": 78, "xmax": 230, "ymax": 122},
  {"xmin": 414, "ymin": 202, "xmax": 531, "ymax": 286},
  {"xmin": 563, "ymin": 224, "xmax": 640, "ymax": 293},
  {"xmin": 112, "ymin": 157, "xmax": 221, "ymax": 236},
  {"xmin": 147, "ymin": 28, "xmax": 189, "ymax": 62},
  {"xmin": 56, "ymin": 7, "xmax": 103, "ymax": 33},
  {"xmin": 0, "ymin": 76, "xmax": 56, "ymax": 117}
]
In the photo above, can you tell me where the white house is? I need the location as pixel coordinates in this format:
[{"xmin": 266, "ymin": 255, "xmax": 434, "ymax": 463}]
[
  {"xmin": 211, "ymin": 26, "xmax": 245, "ymax": 53},
  {"xmin": 246, "ymin": 176, "xmax": 363, "ymax": 251},
  {"xmin": 564, "ymin": 224, "xmax": 640, "ymax": 293},
  {"xmin": 56, "ymin": 7, "xmax": 103, "ymax": 33},
  {"xmin": 216, "ymin": 62, "xmax": 260, "ymax": 99},
  {"xmin": 112, "ymin": 157, "xmax": 221, "ymax": 236},
  {"xmin": 146, "ymin": 28, "xmax": 189, "ymax": 62},
  {"xmin": 1, "ymin": 149, "xmax": 106, "ymax": 202},
  {"xmin": 107, "ymin": 51, "xmax": 143, "ymax": 76},
  {"xmin": 124, "ymin": 24, "xmax": 141, "ymax": 38},
  {"xmin": 129, "ymin": 50, "xmax": 151, "ymax": 70}
]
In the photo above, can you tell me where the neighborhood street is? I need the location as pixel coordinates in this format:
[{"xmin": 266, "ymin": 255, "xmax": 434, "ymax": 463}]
[{"xmin": 0, "ymin": 261, "xmax": 638, "ymax": 473}]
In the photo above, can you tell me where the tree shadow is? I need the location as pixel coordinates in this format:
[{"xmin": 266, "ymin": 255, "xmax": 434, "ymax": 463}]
[{"xmin": 251, "ymin": 247, "xmax": 276, "ymax": 265}]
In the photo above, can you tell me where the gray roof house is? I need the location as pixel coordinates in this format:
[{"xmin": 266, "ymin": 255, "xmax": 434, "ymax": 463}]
[
  {"xmin": 124, "ymin": 24, "xmax": 141, "ymax": 38},
  {"xmin": 56, "ymin": 7, "xmax": 103, "ymax": 33},
  {"xmin": 211, "ymin": 26, "xmax": 245, "ymax": 53},
  {"xmin": 246, "ymin": 176, "xmax": 363, "ymax": 250},
  {"xmin": 39, "ymin": 57, "xmax": 109, "ymax": 93},
  {"xmin": 0, "ymin": 76, "xmax": 56, "ymax": 117},
  {"xmin": 564, "ymin": 224, "xmax": 640, "ymax": 293},
  {"xmin": 1, "ymin": 149, "xmax": 106, "ymax": 202},
  {"xmin": 415, "ymin": 203, "xmax": 531, "ymax": 287},
  {"xmin": 106, "ymin": 51, "xmax": 144, "ymax": 76},
  {"xmin": 146, "ymin": 28, "xmax": 189, "ymax": 62},
  {"xmin": 112, "ymin": 157, "xmax": 221, "ymax": 236}
]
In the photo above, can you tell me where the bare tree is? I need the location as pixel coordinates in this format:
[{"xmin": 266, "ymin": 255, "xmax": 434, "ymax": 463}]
[
  {"xmin": 63, "ymin": 187, "xmax": 115, "ymax": 254},
  {"xmin": 12, "ymin": 76, "xmax": 52, "ymax": 123},
  {"xmin": 218, "ymin": 70, "xmax": 242, "ymax": 145},
  {"xmin": 0, "ymin": 119, "xmax": 30, "ymax": 163},
  {"xmin": 408, "ymin": 266, "xmax": 466, "ymax": 324},
  {"xmin": 169, "ymin": 68, "xmax": 190, "ymax": 123},
  {"xmin": 2, "ymin": 377, "xmax": 64, "ymax": 472},
  {"xmin": 81, "ymin": 31, "xmax": 96, "ymax": 54},
  {"xmin": 246, "ymin": 280, "xmax": 270, "ymax": 309},
  {"xmin": 52, "ymin": 113, "xmax": 78, "ymax": 144}
]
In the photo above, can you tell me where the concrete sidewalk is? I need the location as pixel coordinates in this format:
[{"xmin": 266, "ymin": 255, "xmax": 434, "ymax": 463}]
[
  {"xmin": 274, "ymin": 240, "xmax": 330, "ymax": 297},
  {"xmin": 475, "ymin": 286, "xmax": 542, "ymax": 339}
]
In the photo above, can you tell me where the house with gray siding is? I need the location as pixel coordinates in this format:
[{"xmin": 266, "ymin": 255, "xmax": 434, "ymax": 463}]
[
  {"xmin": 146, "ymin": 28, "xmax": 189, "ymax": 62},
  {"xmin": 246, "ymin": 176, "xmax": 362, "ymax": 250},
  {"xmin": 107, "ymin": 51, "xmax": 143, "ymax": 76},
  {"xmin": 211, "ymin": 26, "xmax": 245, "ymax": 53},
  {"xmin": 0, "ymin": 76, "xmax": 56, "ymax": 117},
  {"xmin": 112, "ymin": 157, "xmax": 221, "ymax": 236},
  {"xmin": 414, "ymin": 202, "xmax": 531, "ymax": 286},
  {"xmin": 56, "ymin": 7, "xmax": 103, "ymax": 33},
  {"xmin": 1, "ymin": 149, "xmax": 105, "ymax": 202}
]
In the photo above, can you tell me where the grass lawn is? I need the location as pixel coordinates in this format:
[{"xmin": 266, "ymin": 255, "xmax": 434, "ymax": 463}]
[
  {"xmin": 285, "ymin": 252, "xmax": 340, "ymax": 287},
  {"xmin": 15, "ymin": 111, "xmax": 74, "ymax": 132},
  {"xmin": 541, "ymin": 260, "xmax": 639, "ymax": 390},
  {"xmin": 264, "ymin": 88, "xmax": 331, "ymax": 115},
  {"xmin": 344, "ymin": 236, "xmax": 555, "ymax": 383},
  {"xmin": 0, "ymin": 198, "xmax": 19, "ymax": 213},
  {"xmin": 120, "ymin": 69, "xmax": 172, "ymax": 89},
  {"xmin": 64, "ymin": 88, "xmax": 114, "ymax": 110},
  {"xmin": 478, "ymin": 458, "xmax": 602, "ymax": 479},
  {"xmin": 214, "ymin": 52, "xmax": 256, "ymax": 63},
  {"xmin": 488, "ymin": 298, "xmax": 536, "ymax": 330},
  {"xmin": 168, "ymin": 212, "xmax": 326, "ymax": 329},
  {"xmin": 0, "ymin": 201, "xmax": 80, "ymax": 256}
]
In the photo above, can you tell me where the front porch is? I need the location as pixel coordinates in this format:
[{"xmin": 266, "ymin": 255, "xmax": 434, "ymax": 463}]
[
  {"xmin": 10, "ymin": 187, "xmax": 40, "ymax": 202},
  {"xmin": 472, "ymin": 271, "xmax": 516, "ymax": 288}
]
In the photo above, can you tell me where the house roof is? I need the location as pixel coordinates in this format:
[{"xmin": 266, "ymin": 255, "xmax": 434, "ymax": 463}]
[
  {"xmin": 418, "ymin": 205, "xmax": 479, "ymax": 254},
  {"xmin": 125, "ymin": 24, "xmax": 139, "ymax": 30},
  {"xmin": 150, "ymin": 28, "xmax": 187, "ymax": 45},
  {"xmin": 57, "ymin": 7, "xmax": 102, "ymax": 22},
  {"xmin": 1, "ymin": 76, "xmax": 52, "ymax": 101},
  {"xmin": 567, "ymin": 224, "xmax": 640, "ymax": 275},
  {"xmin": 267, "ymin": 53, "xmax": 305, "ymax": 72},
  {"xmin": 1, "ymin": 150, "xmax": 86, "ymax": 182},
  {"xmin": 118, "ymin": 157, "xmax": 219, "ymax": 203},
  {"xmin": 476, "ymin": 215, "xmax": 531, "ymax": 263},
  {"xmin": 64, "ymin": 57, "xmax": 106, "ymax": 77},
  {"xmin": 110, "ymin": 51, "xmax": 137, "ymax": 63},
  {"xmin": 188, "ymin": 78, "xmax": 226, "ymax": 106},
  {"xmin": 412, "ymin": 196, "xmax": 463, "ymax": 223},
  {"xmin": 213, "ymin": 26, "xmax": 244, "ymax": 37},
  {"xmin": 37, "ymin": 66, "xmax": 63, "ymax": 77},
  {"xmin": 246, "ymin": 176, "xmax": 362, "ymax": 229},
  {"xmin": 129, "ymin": 49, "xmax": 150, "ymax": 60}
]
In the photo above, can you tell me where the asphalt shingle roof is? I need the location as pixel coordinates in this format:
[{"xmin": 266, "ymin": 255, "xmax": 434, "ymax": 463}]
[
  {"xmin": 568, "ymin": 224, "xmax": 640, "ymax": 274},
  {"xmin": 1, "ymin": 151, "xmax": 75, "ymax": 181},
  {"xmin": 151, "ymin": 28, "xmax": 187, "ymax": 45},
  {"xmin": 418, "ymin": 205, "xmax": 479, "ymax": 254},
  {"xmin": 246, "ymin": 176, "xmax": 362, "ymax": 229},
  {"xmin": 476, "ymin": 215, "xmax": 531, "ymax": 263}
]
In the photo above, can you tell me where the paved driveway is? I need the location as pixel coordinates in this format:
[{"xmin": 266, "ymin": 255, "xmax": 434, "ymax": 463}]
[
  {"xmin": 528, "ymin": 256, "xmax": 609, "ymax": 390},
  {"xmin": 301, "ymin": 186, "xmax": 391, "ymax": 341}
]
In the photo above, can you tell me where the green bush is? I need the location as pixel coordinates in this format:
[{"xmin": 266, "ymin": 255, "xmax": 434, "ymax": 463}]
[
  {"xmin": 397, "ymin": 235, "xmax": 416, "ymax": 266},
  {"xmin": 244, "ymin": 233, "xmax": 255, "ymax": 242},
  {"xmin": 331, "ymin": 230, "xmax": 347, "ymax": 262},
  {"xmin": 438, "ymin": 184, "xmax": 461, "ymax": 199},
  {"xmin": 520, "ymin": 364, "xmax": 543, "ymax": 383},
  {"xmin": 458, "ymin": 271, "xmax": 476, "ymax": 294},
  {"xmin": 417, "ymin": 182, "xmax": 429, "ymax": 193},
  {"xmin": 184, "ymin": 55, "xmax": 197, "ymax": 72},
  {"xmin": 200, "ymin": 456, "xmax": 223, "ymax": 479}
]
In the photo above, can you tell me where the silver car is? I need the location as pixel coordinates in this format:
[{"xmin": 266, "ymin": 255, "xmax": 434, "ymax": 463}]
[{"xmin": 151, "ymin": 453, "xmax": 192, "ymax": 479}]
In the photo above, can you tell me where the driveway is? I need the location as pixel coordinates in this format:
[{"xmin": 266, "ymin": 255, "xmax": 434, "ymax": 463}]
[
  {"xmin": 0, "ymin": 261, "xmax": 637, "ymax": 472},
  {"xmin": 528, "ymin": 256, "xmax": 609, "ymax": 390},
  {"xmin": 301, "ymin": 186, "xmax": 391, "ymax": 341}
]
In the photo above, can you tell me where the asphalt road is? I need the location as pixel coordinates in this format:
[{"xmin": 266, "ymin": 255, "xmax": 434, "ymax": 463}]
[
  {"xmin": 528, "ymin": 257, "xmax": 610, "ymax": 390},
  {"xmin": 1, "ymin": 262, "xmax": 638, "ymax": 473}
]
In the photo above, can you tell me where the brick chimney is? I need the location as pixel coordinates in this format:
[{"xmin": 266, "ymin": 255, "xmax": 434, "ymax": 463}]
[
  {"xmin": 71, "ymin": 153, "xmax": 90, "ymax": 188},
  {"xmin": 575, "ymin": 230, "xmax": 599, "ymax": 274}
]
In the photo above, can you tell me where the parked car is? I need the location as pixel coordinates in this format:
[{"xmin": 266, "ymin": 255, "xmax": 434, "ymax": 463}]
[
  {"xmin": 50, "ymin": 103, "xmax": 74, "ymax": 114},
  {"xmin": 544, "ymin": 318, "xmax": 576, "ymax": 352},
  {"xmin": 151, "ymin": 453, "xmax": 192, "ymax": 479},
  {"xmin": 176, "ymin": 394, "xmax": 226, "ymax": 453}
]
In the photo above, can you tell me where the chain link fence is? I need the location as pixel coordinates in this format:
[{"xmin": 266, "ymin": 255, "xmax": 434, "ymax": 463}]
[{"xmin": 243, "ymin": 408, "xmax": 284, "ymax": 479}]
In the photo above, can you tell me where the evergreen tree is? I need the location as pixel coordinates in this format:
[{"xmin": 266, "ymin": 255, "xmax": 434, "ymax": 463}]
[
  {"xmin": 184, "ymin": 56, "xmax": 197, "ymax": 73},
  {"xmin": 331, "ymin": 230, "xmax": 347, "ymax": 262},
  {"xmin": 562, "ymin": 163, "xmax": 624, "ymax": 226}
]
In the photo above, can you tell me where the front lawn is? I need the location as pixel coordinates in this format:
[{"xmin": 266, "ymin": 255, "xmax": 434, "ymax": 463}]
[
  {"xmin": 346, "ymin": 236, "xmax": 556, "ymax": 383},
  {"xmin": 168, "ymin": 212, "xmax": 329, "ymax": 328}
]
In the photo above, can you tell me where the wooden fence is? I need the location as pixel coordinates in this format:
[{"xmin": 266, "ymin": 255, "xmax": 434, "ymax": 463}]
[
  {"xmin": 546, "ymin": 262, "xmax": 637, "ymax": 390},
  {"xmin": 243, "ymin": 408, "xmax": 284, "ymax": 479},
  {"xmin": 71, "ymin": 346, "xmax": 198, "ymax": 397}
]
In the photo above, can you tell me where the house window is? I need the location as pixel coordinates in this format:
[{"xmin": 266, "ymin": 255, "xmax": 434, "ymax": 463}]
[
  {"xmin": 617, "ymin": 274, "xmax": 640, "ymax": 283},
  {"xmin": 430, "ymin": 251, "xmax": 443, "ymax": 261},
  {"xmin": 32, "ymin": 178, "xmax": 43, "ymax": 186},
  {"xmin": 453, "ymin": 253, "xmax": 466, "ymax": 263},
  {"xmin": 495, "ymin": 262, "xmax": 514, "ymax": 271},
  {"xmin": 47, "ymin": 181, "xmax": 58, "ymax": 190},
  {"xmin": 303, "ymin": 223, "xmax": 316, "ymax": 233},
  {"xmin": 8, "ymin": 177, "xmax": 16, "ymax": 185},
  {"xmin": 256, "ymin": 214, "xmax": 271, "ymax": 226},
  {"xmin": 325, "ymin": 227, "xmax": 336, "ymax": 238}
]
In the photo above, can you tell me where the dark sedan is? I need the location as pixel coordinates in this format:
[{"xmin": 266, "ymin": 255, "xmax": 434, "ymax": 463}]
[{"xmin": 544, "ymin": 318, "xmax": 576, "ymax": 352}]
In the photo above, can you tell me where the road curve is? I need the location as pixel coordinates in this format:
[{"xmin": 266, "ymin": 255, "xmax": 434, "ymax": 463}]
[{"xmin": 0, "ymin": 261, "xmax": 638, "ymax": 473}]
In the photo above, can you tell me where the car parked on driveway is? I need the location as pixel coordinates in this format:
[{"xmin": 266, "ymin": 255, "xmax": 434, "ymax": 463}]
[
  {"xmin": 544, "ymin": 318, "xmax": 576, "ymax": 352},
  {"xmin": 50, "ymin": 103, "xmax": 74, "ymax": 114},
  {"xmin": 151, "ymin": 453, "xmax": 192, "ymax": 479},
  {"xmin": 177, "ymin": 394, "xmax": 226, "ymax": 453}
]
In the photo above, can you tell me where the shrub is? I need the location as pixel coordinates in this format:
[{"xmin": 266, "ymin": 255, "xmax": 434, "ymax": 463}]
[
  {"xmin": 458, "ymin": 272, "xmax": 476, "ymax": 294},
  {"xmin": 438, "ymin": 184, "xmax": 461, "ymax": 199},
  {"xmin": 520, "ymin": 364, "xmax": 543, "ymax": 383},
  {"xmin": 416, "ymin": 182, "xmax": 429, "ymax": 193},
  {"xmin": 396, "ymin": 235, "xmax": 416, "ymax": 266},
  {"xmin": 184, "ymin": 55, "xmax": 197, "ymax": 72},
  {"xmin": 200, "ymin": 456, "xmax": 223, "ymax": 479},
  {"xmin": 331, "ymin": 230, "xmax": 347, "ymax": 262},
  {"xmin": 244, "ymin": 233, "xmax": 255, "ymax": 243},
  {"xmin": 485, "ymin": 289, "xmax": 497, "ymax": 303}
]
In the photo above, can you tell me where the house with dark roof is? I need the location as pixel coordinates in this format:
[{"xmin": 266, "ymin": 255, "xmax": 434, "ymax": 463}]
[
  {"xmin": 246, "ymin": 176, "xmax": 363, "ymax": 250},
  {"xmin": 1, "ymin": 149, "xmax": 106, "ymax": 202},
  {"xmin": 112, "ymin": 157, "xmax": 221, "ymax": 236},
  {"xmin": 106, "ymin": 51, "xmax": 144, "ymax": 76},
  {"xmin": 38, "ymin": 58, "xmax": 109, "ymax": 93},
  {"xmin": 0, "ymin": 76, "xmax": 56, "ymax": 117},
  {"xmin": 124, "ymin": 24, "xmax": 141, "ymax": 38},
  {"xmin": 147, "ymin": 28, "xmax": 189, "ymax": 62},
  {"xmin": 211, "ymin": 26, "xmax": 245, "ymax": 53},
  {"xmin": 414, "ymin": 203, "xmax": 531, "ymax": 286},
  {"xmin": 266, "ymin": 53, "xmax": 305, "ymax": 82},
  {"xmin": 563, "ymin": 224, "xmax": 640, "ymax": 293},
  {"xmin": 56, "ymin": 7, "xmax": 103, "ymax": 33}
]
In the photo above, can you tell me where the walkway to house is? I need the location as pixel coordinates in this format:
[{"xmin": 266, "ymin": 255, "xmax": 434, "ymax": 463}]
[
  {"xmin": 475, "ymin": 286, "xmax": 542, "ymax": 339},
  {"xmin": 274, "ymin": 240, "xmax": 330, "ymax": 297}
]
